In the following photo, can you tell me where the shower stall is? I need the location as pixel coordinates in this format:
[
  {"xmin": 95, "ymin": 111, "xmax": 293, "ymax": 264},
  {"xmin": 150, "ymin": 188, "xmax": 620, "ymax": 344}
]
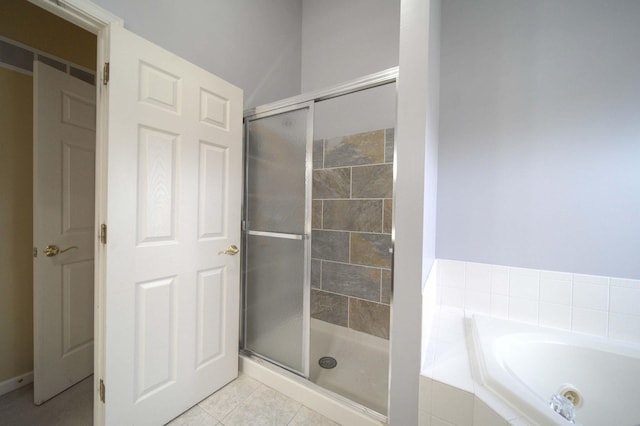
[{"xmin": 241, "ymin": 69, "xmax": 397, "ymax": 419}]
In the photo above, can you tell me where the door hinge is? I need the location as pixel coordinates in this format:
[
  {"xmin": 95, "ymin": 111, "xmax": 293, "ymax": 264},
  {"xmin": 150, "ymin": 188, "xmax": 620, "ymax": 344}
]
[
  {"xmin": 99, "ymin": 379, "xmax": 105, "ymax": 403},
  {"xmin": 103, "ymin": 62, "xmax": 110, "ymax": 85},
  {"xmin": 33, "ymin": 247, "xmax": 38, "ymax": 258},
  {"xmin": 100, "ymin": 224, "xmax": 107, "ymax": 244}
]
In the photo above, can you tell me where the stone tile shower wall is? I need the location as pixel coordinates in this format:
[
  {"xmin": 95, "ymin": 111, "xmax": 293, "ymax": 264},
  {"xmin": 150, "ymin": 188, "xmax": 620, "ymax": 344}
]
[{"xmin": 311, "ymin": 128, "xmax": 394, "ymax": 339}]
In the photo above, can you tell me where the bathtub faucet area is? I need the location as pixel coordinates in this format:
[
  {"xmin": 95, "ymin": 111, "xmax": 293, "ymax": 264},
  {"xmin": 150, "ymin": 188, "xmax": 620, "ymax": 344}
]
[
  {"xmin": 472, "ymin": 315, "xmax": 640, "ymax": 425},
  {"xmin": 549, "ymin": 393, "xmax": 575, "ymax": 424}
]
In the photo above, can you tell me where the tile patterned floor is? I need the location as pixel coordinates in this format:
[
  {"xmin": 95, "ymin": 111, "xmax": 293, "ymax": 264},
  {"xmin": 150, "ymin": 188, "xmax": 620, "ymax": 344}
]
[
  {"xmin": 167, "ymin": 374, "xmax": 338, "ymax": 425},
  {"xmin": 0, "ymin": 374, "xmax": 338, "ymax": 426}
]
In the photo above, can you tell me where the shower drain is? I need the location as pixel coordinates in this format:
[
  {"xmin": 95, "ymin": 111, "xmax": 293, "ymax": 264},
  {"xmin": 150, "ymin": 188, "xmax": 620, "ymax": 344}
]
[{"xmin": 318, "ymin": 356, "xmax": 337, "ymax": 369}]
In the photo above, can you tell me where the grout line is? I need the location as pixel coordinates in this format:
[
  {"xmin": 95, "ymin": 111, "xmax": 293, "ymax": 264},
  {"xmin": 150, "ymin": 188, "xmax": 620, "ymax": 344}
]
[
  {"xmin": 384, "ymin": 129, "xmax": 388, "ymax": 163},
  {"xmin": 287, "ymin": 405, "xmax": 304, "ymax": 425},
  {"xmin": 349, "ymin": 166, "xmax": 353, "ymax": 199},
  {"xmin": 313, "ymin": 285, "xmax": 388, "ymax": 306},
  {"xmin": 381, "ymin": 199, "xmax": 385, "ymax": 234},
  {"xmin": 310, "ymin": 228, "xmax": 391, "ymax": 236},
  {"xmin": 536, "ymin": 270, "xmax": 541, "ymax": 326},
  {"xmin": 312, "ymin": 258, "xmax": 389, "ymax": 271}
]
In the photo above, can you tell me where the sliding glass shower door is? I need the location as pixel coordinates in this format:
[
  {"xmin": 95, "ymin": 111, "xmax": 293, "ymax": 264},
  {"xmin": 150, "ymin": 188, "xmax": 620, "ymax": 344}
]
[{"xmin": 243, "ymin": 103, "xmax": 313, "ymax": 376}]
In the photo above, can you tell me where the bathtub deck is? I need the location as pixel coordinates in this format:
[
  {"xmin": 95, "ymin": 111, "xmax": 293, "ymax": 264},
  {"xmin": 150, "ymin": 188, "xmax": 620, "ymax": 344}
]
[{"xmin": 420, "ymin": 306, "xmax": 535, "ymax": 425}]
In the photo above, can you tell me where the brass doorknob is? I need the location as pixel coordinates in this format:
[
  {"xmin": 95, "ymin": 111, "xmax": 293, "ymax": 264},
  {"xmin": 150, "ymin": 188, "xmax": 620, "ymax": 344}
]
[
  {"xmin": 218, "ymin": 245, "xmax": 239, "ymax": 256},
  {"xmin": 44, "ymin": 245, "xmax": 78, "ymax": 257}
]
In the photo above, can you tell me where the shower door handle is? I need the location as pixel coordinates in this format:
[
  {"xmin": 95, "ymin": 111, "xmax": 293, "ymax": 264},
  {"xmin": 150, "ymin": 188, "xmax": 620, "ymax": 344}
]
[
  {"xmin": 219, "ymin": 245, "xmax": 240, "ymax": 256},
  {"xmin": 247, "ymin": 230, "xmax": 306, "ymax": 240}
]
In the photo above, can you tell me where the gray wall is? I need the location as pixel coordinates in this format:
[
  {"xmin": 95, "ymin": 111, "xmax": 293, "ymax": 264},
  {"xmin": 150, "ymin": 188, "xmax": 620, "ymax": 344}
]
[
  {"xmin": 301, "ymin": 0, "xmax": 400, "ymax": 141},
  {"xmin": 92, "ymin": 0, "xmax": 302, "ymax": 108},
  {"xmin": 313, "ymin": 83, "xmax": 396, "ymax": 140},
  {"xmin": 437, "ymin": 0, "xmax": 640, "ymax": 279},
  {"xmin": 423, "ymin": 0, "xmax": 440, "ymax": 285},
  {"xmin": 301, "ymin": 0, "xmax": 400, "ymax": 92}
]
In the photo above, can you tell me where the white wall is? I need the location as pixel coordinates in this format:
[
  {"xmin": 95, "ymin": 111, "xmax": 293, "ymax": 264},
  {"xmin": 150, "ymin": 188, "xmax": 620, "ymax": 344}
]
[
  {"xmin": 437, "ymin": 0, "xmax": 640, "ymax": 279},
  {"xmin": 390, "ymin": 0, "xmax": 440, "ymax": 424},
  {"xmin": 92, "ymin": 0, "xmax": 302, "ymax": 108}
]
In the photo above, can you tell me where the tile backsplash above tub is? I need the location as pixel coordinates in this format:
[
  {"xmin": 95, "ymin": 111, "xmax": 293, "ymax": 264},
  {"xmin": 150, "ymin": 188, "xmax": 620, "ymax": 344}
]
[{"xmin": 436, "ymin": 259, "xmax": 640, "ymax": 344}]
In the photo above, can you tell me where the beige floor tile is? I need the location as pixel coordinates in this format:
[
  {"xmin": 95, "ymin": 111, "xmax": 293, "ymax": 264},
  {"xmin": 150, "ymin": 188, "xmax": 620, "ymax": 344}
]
[
  {"xmin": 0, "ymin": 374, "xmax": 343, "ymax": 426},
  {"xmin": 166, "ymin": 405, "xmax": 219, "ymax": 425},
  {"xmin": 288, "ymin": 406, "xmax": 339, "ymax": 426},
  {"xmin": 199, "ymin": 374, "xmax": 261, "ymax": 420},
  {"xmin": 221, "ymin": 384, "xmax": 301, "ymax": 426}
]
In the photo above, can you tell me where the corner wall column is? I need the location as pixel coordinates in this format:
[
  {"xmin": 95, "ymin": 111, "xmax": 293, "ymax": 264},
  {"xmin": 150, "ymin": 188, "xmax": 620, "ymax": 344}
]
[{"xmin": 389, "ymin": 0, "xmax": 440, "ymax": 423}]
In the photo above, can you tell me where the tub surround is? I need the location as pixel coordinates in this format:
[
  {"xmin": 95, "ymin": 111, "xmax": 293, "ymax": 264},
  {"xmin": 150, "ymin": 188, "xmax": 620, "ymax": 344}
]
[
  {"xmin": 420, "ymin": 259, "xmax": 640, "ymax": 425},
  {"xmin": 311, "ymin": 128, "xmax": 394, "ymax": 339},
  {"xmin": 437, "ymin": 259, "xmax": 640, "ymax": 344}
]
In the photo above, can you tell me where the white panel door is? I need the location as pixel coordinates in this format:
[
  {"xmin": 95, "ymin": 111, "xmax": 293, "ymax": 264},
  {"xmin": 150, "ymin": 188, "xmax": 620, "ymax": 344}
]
[
  {"xmin": 103, "ymin": 25, "xmax": 242, "ymax": 425},
  {"xmin": 33, "ymin": 61, "xmax": 96, "ymax": 404}
]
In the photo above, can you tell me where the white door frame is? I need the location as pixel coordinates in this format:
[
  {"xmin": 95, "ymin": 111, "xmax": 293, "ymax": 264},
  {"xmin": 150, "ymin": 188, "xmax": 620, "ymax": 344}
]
[{"xmin": 27, "ymin": 1, "xmax": 121, "ymax": 425}]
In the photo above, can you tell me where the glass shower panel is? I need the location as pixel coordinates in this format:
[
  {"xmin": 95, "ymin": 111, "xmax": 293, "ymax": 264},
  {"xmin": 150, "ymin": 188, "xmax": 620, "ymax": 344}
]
[
  {"xmin": 245, "ymin": 235, "xmax": 305, "ymax": 371},
  {"xmin": 243, "ymin": 105, "xmax": 312, "ymax": 376},
  {"xmin": 310, "ymin": 83, "xmax": 396, "ymax": 415},
  {"xmin": 246, "ymin": 109, "xmax": 308, "ymax": 234}
]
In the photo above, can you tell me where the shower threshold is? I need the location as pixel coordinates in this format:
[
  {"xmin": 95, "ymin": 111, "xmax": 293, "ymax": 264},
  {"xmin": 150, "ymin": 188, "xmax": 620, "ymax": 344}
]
[
  {"xmin": 239, "ymin": 353, "xmax": 387, "ymax": 425},
  {"xmin": 241, "ymin": 318, "xmax": 389, "ymax": 422}
]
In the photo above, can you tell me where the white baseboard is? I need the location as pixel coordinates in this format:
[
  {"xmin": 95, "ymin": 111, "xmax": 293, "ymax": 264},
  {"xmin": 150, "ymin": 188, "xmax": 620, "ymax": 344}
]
[
  {"xmin": 0, "ymin": 371, "xmax": 33, "ymax": 397},
  {"xmin": 239, "ymin": 355, "xmax": 386, "ymax": 426}
]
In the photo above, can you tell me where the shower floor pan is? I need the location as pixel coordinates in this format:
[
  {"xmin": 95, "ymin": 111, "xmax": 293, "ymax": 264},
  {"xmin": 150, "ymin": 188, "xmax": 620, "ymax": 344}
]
[{"xmin": 309, "ymin": 318, "xmax": 390, "ymax": 415}]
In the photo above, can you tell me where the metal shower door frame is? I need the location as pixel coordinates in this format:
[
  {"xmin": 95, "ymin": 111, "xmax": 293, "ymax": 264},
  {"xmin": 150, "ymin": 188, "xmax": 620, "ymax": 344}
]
[
  {"xmin": 240, "ymin": 67, "xmax": 398, "ymax": 421},
  {"xmin": 241, "ymin": 101, "xmax": 314, "ymax": 378}
]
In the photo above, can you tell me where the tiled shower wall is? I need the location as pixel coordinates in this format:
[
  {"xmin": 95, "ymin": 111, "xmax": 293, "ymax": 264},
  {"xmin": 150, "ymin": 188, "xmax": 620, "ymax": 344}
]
[{"xmin": 310, "ymin": 128, "xmax": 394, "ymax": 339}]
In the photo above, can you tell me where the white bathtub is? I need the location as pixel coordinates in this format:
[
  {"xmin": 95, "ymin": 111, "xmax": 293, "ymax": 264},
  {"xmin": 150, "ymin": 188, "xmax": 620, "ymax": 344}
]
[{"xmin": 471, "ymin": 315, "xmax": 640, "ymax": 426}]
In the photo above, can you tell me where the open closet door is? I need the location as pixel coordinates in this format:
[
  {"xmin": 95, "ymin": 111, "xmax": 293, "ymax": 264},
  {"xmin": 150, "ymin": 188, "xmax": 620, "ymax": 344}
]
[
  {"xmin": 33, "ymin": 60, "xmax": 96, "ymax": 405},
  {"xmin": 102, "ymin": 25, "xmax": 242, "ymax": 425}
]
